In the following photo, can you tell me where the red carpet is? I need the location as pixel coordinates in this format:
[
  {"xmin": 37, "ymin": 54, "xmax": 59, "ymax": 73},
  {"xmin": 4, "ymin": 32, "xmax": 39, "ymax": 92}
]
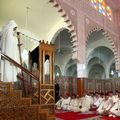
[
  {"xmin": 101, "ymin": 116, "xmax": 120, "ymax": 120},
  {"xmin": 55, "ymin": 111, "xmax": 98, "ymax": 120}
]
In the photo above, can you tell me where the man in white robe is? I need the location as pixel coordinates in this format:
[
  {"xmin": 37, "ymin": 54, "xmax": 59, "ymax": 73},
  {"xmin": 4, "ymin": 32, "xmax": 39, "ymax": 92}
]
[
  {"xmin": 55, "ymin": 95, "xmax": 64, "ymax": 110},
  {"xmin": 97, "ymin": 93, "xmax": 113, "ymax": 115},
  {"xmin": 108, "ymin": 91, "xmax": 118, "ymax": 104},
  {"xmin": 93, "ymin": 93, "xmax": 104, "ymax": 108},
  {"xmin": 72, "ymin": 94, "xmax": 81, "ymax": 112},
  {"xmin": 61, "ymin": 93, "xmax": 71, "ymax": 110},
  {"xmin": 88, "ymin": 92, "xmax": 94, "ymax": 107},
  {"xmin": 67, "ymin": 94, "xmax": 77, "ymax": 111},
  {"xmin": 112, "ymin": 90, "xmax": 119, "ymax": 104},
  {"xmin": 79, "ymin": 92, "xmax": 91, "ymax": 113},
  {"xmin": 109, "ymin": 91, "xmax": 120, "ymax": 117},
  {"xmin": 1, "ymin": 20, "xmax": 20, "ymax": 82},
  {"xmin": 67, "ymin": 94, "xmax": 85, "ymax": 112},
  {"xmin": 0, "ymin": 34, "xmax": 1, "ymax": 76}
]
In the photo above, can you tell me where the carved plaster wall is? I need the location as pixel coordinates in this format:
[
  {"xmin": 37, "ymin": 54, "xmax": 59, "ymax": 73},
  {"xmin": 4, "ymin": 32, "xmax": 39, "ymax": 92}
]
[{"xmin": 49, "ymin": 0, "xmax": 120, "ymax": 75}]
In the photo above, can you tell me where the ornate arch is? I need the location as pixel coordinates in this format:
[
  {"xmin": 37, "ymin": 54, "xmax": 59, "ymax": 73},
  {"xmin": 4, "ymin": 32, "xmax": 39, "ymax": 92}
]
[
  {"xmin": 48, "ymin": 0, "xmax": 78, "ymax": 60},
  {"xmin": 64, "ymin": 58, "xmax": 77, "ymax": 76},
  {"xmin": 51, "ymin": 27, "xmax": 68, "ymax": 43},
  {"xmin": 86, "ymin": 26, "xmax": 119, "ymax": 70},
  {"xmin": 55, "ymin": 64, "xmax": 61, "ymax": 76}
]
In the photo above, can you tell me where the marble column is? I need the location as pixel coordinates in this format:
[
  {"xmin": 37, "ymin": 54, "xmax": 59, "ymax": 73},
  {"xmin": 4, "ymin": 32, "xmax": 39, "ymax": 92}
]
[{"xmin": 77, "ymin": 63, "xmax": 86, "ymax": 77}]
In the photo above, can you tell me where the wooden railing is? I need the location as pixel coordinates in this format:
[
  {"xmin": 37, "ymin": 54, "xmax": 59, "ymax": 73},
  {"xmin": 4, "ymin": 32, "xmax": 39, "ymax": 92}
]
[
  {"xmin": 1, "ymin": 53, "xmax": 39, "ymax": 102},
  {"xmin": 1, "ymin": 53, "xmax": 39, "ymax": 81}
]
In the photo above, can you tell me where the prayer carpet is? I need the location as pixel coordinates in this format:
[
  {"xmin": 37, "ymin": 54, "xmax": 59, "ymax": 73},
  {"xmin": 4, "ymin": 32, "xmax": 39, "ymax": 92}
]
[
  {"xmin": 55, "ymin": 110, "xmax": 99, "ymax": 120},
  {"xmin": 101, "ymin": 116, "xmax": 120, "ymax": 120}
]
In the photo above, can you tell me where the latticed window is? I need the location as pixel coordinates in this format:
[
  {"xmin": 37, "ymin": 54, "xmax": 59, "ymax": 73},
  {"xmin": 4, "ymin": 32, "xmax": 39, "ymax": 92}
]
[{"xmin": 89, "ymin": 0, "xmax": 112, "ymax": 20}]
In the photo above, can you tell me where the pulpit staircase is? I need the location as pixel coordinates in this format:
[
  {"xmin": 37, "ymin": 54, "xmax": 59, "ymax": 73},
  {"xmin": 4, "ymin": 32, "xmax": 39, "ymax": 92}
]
[{"xmin": 0, "ymin": 53, "xmax": 55, "ymax": 120}]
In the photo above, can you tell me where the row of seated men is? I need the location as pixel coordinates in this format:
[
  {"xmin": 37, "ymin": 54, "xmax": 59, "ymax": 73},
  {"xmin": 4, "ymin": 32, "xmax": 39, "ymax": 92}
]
[{"xmin": 55, "ymin": 91, "xmax": 120, "ymax": 118}]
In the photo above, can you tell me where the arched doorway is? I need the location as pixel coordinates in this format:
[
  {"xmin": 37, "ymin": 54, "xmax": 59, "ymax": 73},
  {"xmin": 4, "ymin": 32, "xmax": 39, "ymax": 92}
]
[
  {"xmin": 87, "ymin": 46, "xmax": 115, "ymax": 79},
  {"xmin": 53, "ymin": 28, "xmax": 73, "ymax": 76}
]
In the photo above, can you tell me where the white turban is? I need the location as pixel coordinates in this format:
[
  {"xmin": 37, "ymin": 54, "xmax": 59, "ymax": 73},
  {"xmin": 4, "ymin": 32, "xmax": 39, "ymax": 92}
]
[{"xmin": 2, "ymin": 20, "xmax": 18, "ymax": 34}]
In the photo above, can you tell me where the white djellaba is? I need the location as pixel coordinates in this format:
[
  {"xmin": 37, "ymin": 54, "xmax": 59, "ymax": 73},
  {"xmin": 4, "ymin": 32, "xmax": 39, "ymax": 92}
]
[{"xmin": 1, "ymin": 20, "xmax": 20, "ymax": 82}]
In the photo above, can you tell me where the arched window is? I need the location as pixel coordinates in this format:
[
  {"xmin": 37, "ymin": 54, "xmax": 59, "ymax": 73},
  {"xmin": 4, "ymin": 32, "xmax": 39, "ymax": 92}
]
[{"xmin": 89, "ymin": 0, "xmax": 112, "ymax": 20}]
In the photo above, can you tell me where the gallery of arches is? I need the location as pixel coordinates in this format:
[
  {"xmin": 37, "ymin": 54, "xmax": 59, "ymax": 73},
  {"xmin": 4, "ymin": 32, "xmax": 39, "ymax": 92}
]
[{"xmin": 0, "ymin": 0, "xmax": 120, "ymax": 120}]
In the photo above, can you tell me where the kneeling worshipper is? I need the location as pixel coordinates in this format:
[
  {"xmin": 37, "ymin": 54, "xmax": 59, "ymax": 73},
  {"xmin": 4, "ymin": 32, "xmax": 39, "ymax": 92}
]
[
  {"xmin": 97, "ymin": 93, "xmax": 113, "ymax": 116},
  {"xmin": 109, "ymin": 91, "xmax": 120, "ymax": 118},
  {"xmin": 67, "ymin": 93, "xmax": 77, "ymax": 111},
  {"xmin": 88, "ymin": 92, "xmax": 94, "ymax": 107},
  {"xmin": 79, "ymin": 92, "xmax": 91, "ymax": 113},
  {"xmin": 110, "ymin": 90, "xmax": 119, "ymax": 104},
  {"xmin": 55, "ymin": 95, "xmax": 64, "ymax": 110},
  {"xmin": 61, "ymin": 93, "xmax": 71, "ymax": 110},
  {"xmin": 93, "ymin": 92, "xmax": 104, "ymax": 108},
  {"xmin": 72, "ymin": 94, "xmax": 82, "ymax": 112},
  {"xmin": 113, "ymin": 90, "xmax": 119, "ymax": 103},
  {"xmin": 108, "ymin": 91, "xmax": 118, "ymax": 104}
]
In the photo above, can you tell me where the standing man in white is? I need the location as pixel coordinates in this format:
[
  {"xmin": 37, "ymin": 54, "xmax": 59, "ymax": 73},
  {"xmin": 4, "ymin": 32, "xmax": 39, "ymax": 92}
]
[{"xmin": 1, "ymin": 20, "xmax": 20, "ymax": 82}]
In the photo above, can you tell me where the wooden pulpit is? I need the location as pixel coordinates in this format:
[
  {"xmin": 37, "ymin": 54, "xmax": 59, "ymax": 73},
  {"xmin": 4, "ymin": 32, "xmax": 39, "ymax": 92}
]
[{"xmin": 39, "ymin": 40, "xmax": 55, "ymax": 115}]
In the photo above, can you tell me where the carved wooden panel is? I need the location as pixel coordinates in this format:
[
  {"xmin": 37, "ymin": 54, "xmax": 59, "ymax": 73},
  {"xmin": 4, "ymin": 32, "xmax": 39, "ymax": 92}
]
[
  {"xmin": 0, "ymin": 82, "xmax": 51, "ymax": 120},
  {"xmin": 0, "ymin": 82, "xmax": 13, "ymax": 92},
  {"xmin": 55, "ymin": 76, "xmax": 77, "ymax": 96},
  {"xmin": 0, "ymin": 106, "xmax": 40, "ymax": 120},
  {"xmin": 104, "ymin": 80, "xmax": 112, "ymax": 93},
  {"xmin": 77, "ymin": 78, "xmax": 116, "ymax": 95},
  {"xmin": 95, "ymin": 80, "xmax": 102, "ymax": 93},
  {"xmin": 114, "ymin": 79, "xmax": 120, "ymax": 91},
  {"xmin": 41, "ymin": 85, "xmax": 54, "ymax": 105},
  {"xmin": 85, "ymin": 79, "xmax": 96, "ymax": 93}
]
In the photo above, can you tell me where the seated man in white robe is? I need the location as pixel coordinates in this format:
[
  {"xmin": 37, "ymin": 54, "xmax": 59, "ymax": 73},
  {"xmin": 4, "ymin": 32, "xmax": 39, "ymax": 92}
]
[
  {"xmin": 61, "ymin": 93, "xmax": 71, "ymax": 110},
  {"xmin": 109, "ymin": 91, "xmax": 120, "ymax": 117},
  {"xmin": 108, "ymin": 91, "xmax": 118, "ymax": 104},
  {"xmin": 112, "ymin": 90, "xmax": 119, "ymax": 104},
  {"xmin": 92, "ymin": 92, "xmax": 100, "ymax": 107},
  {"xmin": 93, "ymin": 92, "xmax": 104, "ymax": 108},
  {"xmin": 97, "ymin": 93, "xmax": 113, "ymax": 115},
  {"xmin": 79, "ymin": 92, "xmax": 91, "ymax": 113},
  {"xmin": 67, "ymin": 94, "xmax": 76, "ymax": 111},
  {"xmin": 108, "ymin": 91, "xmax": 118, "ymax": 112},
  {"xmin": 55, "ymin": 95, "xmax": 64, "ymax": 110},
  {"xmin": 72, "ymin": 94, "xmax": 82, "ymax": 112},
  {"xmin": 88, "ymin": 92, "xmax": 94, "ymax": 107}
]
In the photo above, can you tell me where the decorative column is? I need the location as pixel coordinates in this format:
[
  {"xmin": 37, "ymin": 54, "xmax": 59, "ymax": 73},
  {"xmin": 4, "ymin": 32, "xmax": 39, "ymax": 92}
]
[
  {"xmin": 76, "ymin": 10, "xmax": 87, "ymax": 78},
  {"xmin": 77, "ymin": 63, "xmax": 86, "ymax": 77}
]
